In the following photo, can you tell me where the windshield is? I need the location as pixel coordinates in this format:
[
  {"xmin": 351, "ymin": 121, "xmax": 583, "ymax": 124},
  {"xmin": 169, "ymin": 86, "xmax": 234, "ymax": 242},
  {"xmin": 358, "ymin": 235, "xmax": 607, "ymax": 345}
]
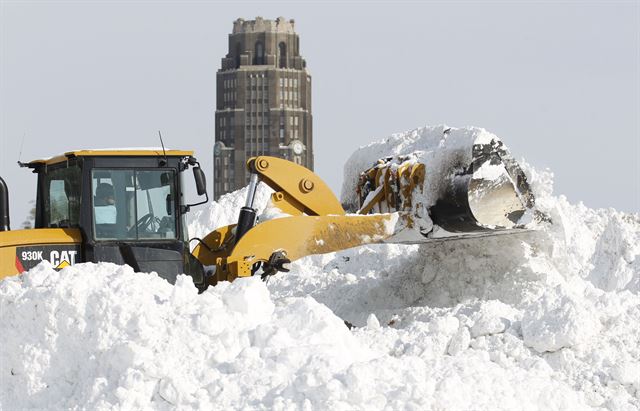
[{"xmin": 92, "ymin": 169, "xmax": 177, "ymax": 240}]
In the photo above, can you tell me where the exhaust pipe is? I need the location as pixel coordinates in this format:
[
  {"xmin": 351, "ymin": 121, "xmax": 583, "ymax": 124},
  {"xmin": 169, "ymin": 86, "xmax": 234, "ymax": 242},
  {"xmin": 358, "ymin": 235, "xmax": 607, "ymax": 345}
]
[{"xmin": 0, "ymin": 176, "xmax": 10, "ymax": 231}]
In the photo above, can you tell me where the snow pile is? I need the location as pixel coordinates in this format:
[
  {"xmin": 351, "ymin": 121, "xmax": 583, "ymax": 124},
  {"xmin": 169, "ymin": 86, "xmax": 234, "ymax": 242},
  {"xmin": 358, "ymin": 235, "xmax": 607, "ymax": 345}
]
[
  {"xmin": 1, "ymin": 263, "xmax": 373, "ymax": 410},
  {"xmin": 187, "ymin": 183, "xmax": 273, "ymax": 241},
  {"xmin": 1, "ymin": 125, "xmax": 639, "ymax": 410},
  {"xmin": 341, "ymin": 125, "xmax": 497, "ymax": 211}
]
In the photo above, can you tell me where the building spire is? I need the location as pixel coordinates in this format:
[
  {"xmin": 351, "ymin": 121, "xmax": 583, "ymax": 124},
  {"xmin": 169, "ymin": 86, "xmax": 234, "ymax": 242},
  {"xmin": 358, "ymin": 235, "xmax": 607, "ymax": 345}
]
[{"xmin": 213, "ymin": 17, "xmax": 313, "ymax": 200}]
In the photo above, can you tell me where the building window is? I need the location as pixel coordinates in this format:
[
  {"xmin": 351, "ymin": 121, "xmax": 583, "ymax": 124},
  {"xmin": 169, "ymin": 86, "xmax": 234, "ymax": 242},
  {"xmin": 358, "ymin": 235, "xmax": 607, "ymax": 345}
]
[
  {"xmin": 279, "ymin": 42, "xmax": 287, "ymax": 68},
  {"xmin": 254, "ymin": 41, "xmax": 265, "ymax": 65},
  {"xmin": 235, "ymin": 43, "xmax": 241, "ymax": 68}
]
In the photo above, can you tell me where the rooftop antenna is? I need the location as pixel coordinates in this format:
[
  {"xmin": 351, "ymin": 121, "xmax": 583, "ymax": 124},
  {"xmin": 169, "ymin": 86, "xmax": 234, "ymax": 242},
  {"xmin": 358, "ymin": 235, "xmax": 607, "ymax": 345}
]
[
  {"xmin": 17, "ymin": 132, "xmax": 27, "ymax": 168},
  {"xmin": 158, "ymin": 130, "xmax": 168, "ymax": 166}
]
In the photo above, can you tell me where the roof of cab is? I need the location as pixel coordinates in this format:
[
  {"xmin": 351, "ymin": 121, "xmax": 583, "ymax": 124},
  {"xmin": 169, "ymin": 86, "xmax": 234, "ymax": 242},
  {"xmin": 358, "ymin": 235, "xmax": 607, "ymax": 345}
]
[{"xmin": 27, "ymin": 149, "xmax": 194, "ymax": 166}]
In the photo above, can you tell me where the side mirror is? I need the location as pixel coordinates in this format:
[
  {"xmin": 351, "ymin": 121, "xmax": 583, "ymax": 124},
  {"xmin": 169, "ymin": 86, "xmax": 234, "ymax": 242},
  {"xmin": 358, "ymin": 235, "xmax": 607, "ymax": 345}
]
[
  {"xmin": 182, "ymin": 161, "xmax": 209, "ymax": 214},
  {"xmin": 193, "ymin": 167, "xmax": 207, "ymax": 196}
]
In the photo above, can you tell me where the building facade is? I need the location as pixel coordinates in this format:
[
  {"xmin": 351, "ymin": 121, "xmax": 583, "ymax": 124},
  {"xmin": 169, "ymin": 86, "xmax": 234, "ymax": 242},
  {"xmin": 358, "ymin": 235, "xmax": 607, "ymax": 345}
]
[{"xmin": 213, "ymin": 17, "xmax": 313, "ymax": 199}]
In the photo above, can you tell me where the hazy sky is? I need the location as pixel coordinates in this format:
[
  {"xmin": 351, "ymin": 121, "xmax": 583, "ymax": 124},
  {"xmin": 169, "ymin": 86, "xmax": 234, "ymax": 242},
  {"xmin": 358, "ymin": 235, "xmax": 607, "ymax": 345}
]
[{"xmin": 1, "ymin": 1, "xmax": 638, "ymax": 228}]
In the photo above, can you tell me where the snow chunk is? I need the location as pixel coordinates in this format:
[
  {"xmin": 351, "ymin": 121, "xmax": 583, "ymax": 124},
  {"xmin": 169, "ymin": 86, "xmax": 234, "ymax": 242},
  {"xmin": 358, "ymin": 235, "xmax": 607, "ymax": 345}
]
[
  {"xmin": 522, "ymin": 286, "xmax": 602, "ymax": 353},
  {"xmin": 470, "ymin": 314, "xmax": 508, "ymax": 338},
  {"xmin": 447, "ymin": 327, "xmax": 471, "ymax": 356},
  {"xmin": 366, "ymin": 313, "xmax": 381, "ymax": 329},
  {"xmin": 222, "ymin": 276, "xmax": 274, "ymax": 317},
  {"xmin": 588, "ymin": 213, "xmax": 640, "ymax": 292}
]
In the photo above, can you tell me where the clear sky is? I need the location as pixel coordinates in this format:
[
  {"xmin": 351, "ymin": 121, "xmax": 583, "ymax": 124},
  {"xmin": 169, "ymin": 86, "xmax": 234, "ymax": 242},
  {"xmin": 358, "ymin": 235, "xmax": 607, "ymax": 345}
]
[{"xmin": 1, "ymin": 1, "xmax": 638, "ymax": 228}]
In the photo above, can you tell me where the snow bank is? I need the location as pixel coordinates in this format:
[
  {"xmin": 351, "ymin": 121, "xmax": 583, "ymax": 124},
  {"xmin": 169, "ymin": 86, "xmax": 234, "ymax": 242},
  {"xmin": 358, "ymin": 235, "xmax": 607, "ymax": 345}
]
[
  {"xmin": 187, "ymin": 183, "xmax": 273, "ymax": 242},
  {"xmin": 340, "ymin": 125, "xmax": 497, "ymax": 210},
  {"xmin": 1, "ymin": 263, "xmax": 373, "ymax": 410},
  {"xmin": 1, "ymin": 125, "xmax": 639, "ymax": 410}
]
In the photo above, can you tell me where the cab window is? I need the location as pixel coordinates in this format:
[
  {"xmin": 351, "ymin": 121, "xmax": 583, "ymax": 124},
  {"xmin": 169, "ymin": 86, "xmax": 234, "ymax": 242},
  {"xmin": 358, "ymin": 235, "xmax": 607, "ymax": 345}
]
[
  {"xmin": 92, "ymin": 169, "xmax": 177, "ymax": 240},
  {"xmin": 43, "ymin": 164, "xmax": 81, "ymax": 228}
]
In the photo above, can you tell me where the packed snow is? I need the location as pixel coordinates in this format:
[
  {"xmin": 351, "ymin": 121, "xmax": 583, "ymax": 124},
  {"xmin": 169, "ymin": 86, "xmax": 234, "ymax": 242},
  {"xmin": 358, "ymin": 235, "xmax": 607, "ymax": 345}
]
[
  {"xmin": 342, "ymin": 126, "xmax": 478, "ymax": 209},
  {"xmin": 1, "ymin": 126, "xmax": 639, "ymax": 410}
]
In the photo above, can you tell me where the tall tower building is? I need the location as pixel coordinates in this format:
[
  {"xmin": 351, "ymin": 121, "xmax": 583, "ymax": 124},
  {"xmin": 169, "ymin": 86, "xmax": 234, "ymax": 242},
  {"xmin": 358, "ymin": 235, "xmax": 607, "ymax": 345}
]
[{"xmin": 213, "ymin": 17, "xmax": 313, "ymax": 199}]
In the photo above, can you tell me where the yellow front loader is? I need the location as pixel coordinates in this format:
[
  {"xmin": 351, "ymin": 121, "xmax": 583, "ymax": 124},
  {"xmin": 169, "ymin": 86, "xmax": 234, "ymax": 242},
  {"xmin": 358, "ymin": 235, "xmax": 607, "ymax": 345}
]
[{"xmin": 0, "ymin": 137, "xmax": 539, "ymax": 291}]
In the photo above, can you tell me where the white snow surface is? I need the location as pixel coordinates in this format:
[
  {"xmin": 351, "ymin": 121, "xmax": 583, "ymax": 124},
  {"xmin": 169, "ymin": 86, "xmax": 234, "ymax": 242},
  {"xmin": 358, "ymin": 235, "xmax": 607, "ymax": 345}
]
[
  {"xmin": 340, "ymin": 125, "xmax": 497, "ymax": 210},
  {"xmin": 2, "ymin": 126, "xmax": 640, "ymax": 410}
]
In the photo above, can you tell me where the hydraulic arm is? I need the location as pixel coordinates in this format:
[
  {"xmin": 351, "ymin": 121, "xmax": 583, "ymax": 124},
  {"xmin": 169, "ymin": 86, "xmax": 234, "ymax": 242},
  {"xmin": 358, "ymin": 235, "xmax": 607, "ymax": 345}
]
[{"xmin": 192, "ymin": 156, "xmax": 416, "ymax": 285}]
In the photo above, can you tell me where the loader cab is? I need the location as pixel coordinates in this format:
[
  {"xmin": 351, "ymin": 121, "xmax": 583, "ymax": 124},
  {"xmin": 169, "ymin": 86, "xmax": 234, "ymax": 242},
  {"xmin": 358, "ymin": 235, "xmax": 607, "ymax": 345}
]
[{"xmin": 26, "ymin": 149, "xmax": 208, "ymax": 289}]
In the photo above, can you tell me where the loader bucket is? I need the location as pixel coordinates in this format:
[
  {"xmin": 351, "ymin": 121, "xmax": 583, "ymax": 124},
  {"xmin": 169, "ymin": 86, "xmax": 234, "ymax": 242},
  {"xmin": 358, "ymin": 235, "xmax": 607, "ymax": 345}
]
[
  {"xmin": 356, "ymin": 136, "xmax": 538, "ymax": 239},
  {"xmin": 429, "ymin": 138, "xmax": 535, "ymax": 233}
]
